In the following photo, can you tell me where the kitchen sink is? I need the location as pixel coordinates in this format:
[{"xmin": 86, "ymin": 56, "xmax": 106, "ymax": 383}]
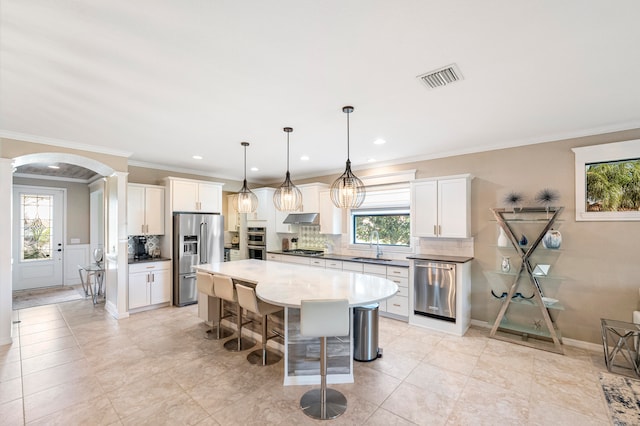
[{"xmin": 351, "ymin": 257, "xmax": 393, "ymax": 262}]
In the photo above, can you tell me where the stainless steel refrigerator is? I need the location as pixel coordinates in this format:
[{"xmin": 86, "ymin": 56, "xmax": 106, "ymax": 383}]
[{"xmin": 173, "ymin": 212, "xmax": 224, "ymax": 306}]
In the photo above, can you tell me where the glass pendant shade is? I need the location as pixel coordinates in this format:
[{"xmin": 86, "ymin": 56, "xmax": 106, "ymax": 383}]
[
  {"xmin": 273, "ymin": 127, "xmax": 303, "ymax": 212},
  {"xmin": 235, "ymin": 142, "xmax": 258, "ymax": 214},
  {"xmin": 330, "ymin": 106, "xmax": 366, "ymax": 209}
]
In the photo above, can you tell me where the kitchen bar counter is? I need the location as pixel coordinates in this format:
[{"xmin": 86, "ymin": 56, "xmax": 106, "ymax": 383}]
[
  {"xmin": 268, "ymin": 250, "xmax": 410, "ymax": 268},
  {"xmin": 195, "ymin": 259, "xmax": 398, "ymax": 385}
]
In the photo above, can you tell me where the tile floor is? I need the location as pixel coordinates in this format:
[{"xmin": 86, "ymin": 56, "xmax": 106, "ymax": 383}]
[{"xmin": 0, "ymin": 300, "xmax": 614, "ymax": 425}]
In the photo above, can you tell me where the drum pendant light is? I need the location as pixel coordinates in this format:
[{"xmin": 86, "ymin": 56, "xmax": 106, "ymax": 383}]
[
  {"xmin": 235, "ymin": 142, "xmax": 258, "ymax": 213},
  {"xmin": 273, "ymin": 127, "xmax": 303, "ymax": 212},
  {"xmin": 330, "ymin": 106, "xmax": 366, "ymax": 208}
]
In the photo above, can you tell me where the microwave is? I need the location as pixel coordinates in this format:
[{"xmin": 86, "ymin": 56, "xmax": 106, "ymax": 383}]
[{"xmin": 247, "ymin": 227, "xmax": 266, "ymax": 245}]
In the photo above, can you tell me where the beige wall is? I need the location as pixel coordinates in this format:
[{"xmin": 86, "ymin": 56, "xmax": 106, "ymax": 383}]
[
  {"xmin": 13, "ymin": 177, "xmax": 90, "ymax": 245},
  {"xmin": 0, "ymin": 138, "xmax": 128, "ymax": 172},
  {"xmin": 127, "ymin": 165, "xmax": 240, "ymax": 190}
]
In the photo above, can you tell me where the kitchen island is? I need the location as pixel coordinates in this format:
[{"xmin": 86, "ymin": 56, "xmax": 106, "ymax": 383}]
[{"xmin": 195, "ymin": 259, "xmax": 398, "ymax": 385}]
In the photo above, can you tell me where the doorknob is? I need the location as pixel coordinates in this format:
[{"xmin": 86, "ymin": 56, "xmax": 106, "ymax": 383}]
[{"xmin": 57, "ymin": 248, "xmax": 62, "ymax": 252}]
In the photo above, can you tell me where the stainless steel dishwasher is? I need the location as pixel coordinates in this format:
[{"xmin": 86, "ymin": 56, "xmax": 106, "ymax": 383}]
[{"xmin": 413, "ymin": 260, "xmax": 457, "ymax": 322}]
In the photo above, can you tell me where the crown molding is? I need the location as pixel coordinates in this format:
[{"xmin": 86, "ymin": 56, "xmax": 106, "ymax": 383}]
[{"xmin": 0, "ymin": 130, "xmax": 132, "ymax": 158}]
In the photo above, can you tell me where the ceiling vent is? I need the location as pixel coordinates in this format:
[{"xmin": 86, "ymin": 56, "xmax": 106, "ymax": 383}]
[{"xmin": 417, "ymin": 63, "xmax": 463, "ymax": 89}]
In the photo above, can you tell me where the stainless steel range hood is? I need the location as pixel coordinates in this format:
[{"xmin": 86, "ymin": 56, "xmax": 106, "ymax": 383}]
[{"xmin": 283, "ymin": 213, "xmax": 319, "ymax": 225}]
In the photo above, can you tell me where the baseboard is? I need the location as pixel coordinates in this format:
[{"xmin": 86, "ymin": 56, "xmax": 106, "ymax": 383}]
[
  {"xmin": 105, "ymin": 300, "xmax": 129, "ymax": 319},
  {"xmin": 470, "ymin": 319, "xmax": 603, "ymax": 352}
]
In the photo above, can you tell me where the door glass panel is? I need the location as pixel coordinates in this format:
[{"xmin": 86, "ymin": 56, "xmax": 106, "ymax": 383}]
[{"xmin": 20, "ymin": 193, "xmax": 53, "ymax": 261}]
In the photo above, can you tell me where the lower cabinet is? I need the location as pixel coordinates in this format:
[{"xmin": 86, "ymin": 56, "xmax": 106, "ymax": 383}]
[
  {"xmin": 269, "ymin": 254, "xmax": 409, "ymax": 319},
  {"xmin": 128, "ymin": 261, "xmax": 171, "ymax": 310}
]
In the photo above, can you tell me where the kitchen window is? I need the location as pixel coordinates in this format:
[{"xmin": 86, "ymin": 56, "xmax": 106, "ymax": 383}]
[
  {"xmin": 349, "ymin": 182, "xmax": 412, "ymax": 250},
  {"xmin": 351, "ymin": 208, "xmax": 410, "ymax": 247}
]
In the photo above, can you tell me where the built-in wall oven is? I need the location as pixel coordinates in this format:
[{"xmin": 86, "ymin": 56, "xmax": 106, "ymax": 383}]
[
  {"xmin": 413, "ymin": 260, "xmax": 457, "ymax": 322},
  {"xmin": 247, "ymin": 227, "xmax": 266, "ymax": 260}
]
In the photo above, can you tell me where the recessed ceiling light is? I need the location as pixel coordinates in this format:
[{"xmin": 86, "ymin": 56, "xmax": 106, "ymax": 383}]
[
  {"xmin": 373, "ymin": 139, "xmax": 386, "ymax": 145},
  {"xmin": 192, "ymin": 155, "xmax": 203, "ymax": 160},
  {"xmin": 48, "ymin": 165, "xmax": 60, "ymax": 169},
  {"xmin": 250, "ymin": 167, "xmax": 259, "ymax": 172},
  {"xmin": 300, "ymin": 155, "xmax": 310, "ymax": 161},
  {"xmin": 367, "ymin": 158, "xmax": 376, "ymax": 163}
]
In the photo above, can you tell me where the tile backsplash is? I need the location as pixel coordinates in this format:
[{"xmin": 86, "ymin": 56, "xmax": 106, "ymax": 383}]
[{"xmin": 127, "ymin": 235, "xmax": 161, "ymax": 257}]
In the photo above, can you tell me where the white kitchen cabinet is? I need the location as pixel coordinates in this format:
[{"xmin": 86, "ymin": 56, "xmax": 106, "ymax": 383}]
[
  {"xmin": 298, "ymin": 183, "xmax": 327, "ymax": 213},
  {"xmin": 128, "ymin": 260, "xmax": 171, "ymax": 310},
  {"xmin": 319, "ymin": 189, "xmax": 342, "ymax": 234},
  {"xmin": 248, "ymin": 188, "xmax": 275, "ymax": 221},
  {"xmin": 273, "ymin": 253, "xmax": 410, "ymax": 319},
  {"xmin": 383, "ymin": 266, "xmax": 409, "ymax": 318},
  {"xmin": 127, "ymin": 184, "xmax": 165, "ymax": 235},
  {"xmin": 168, "ymin": 177, "xmax": 223, "ymax": 213},
  {"xmin": 266, "ymin": 253, "xmax": 282, "ymax": 262},
  {"xmin": 226, "ymin": 194, "xmax": 240, "ymax": 232},
  {"xmin": 275, "ymin": 209, "xmax": 294, "ymax": 233},
  {"xmin": 411, "ymin": 174, "xmax": 472, "ymax": 238},
  {"xmin": 229, "ymin": 249, "xmax": 241, "ymax": 261}
]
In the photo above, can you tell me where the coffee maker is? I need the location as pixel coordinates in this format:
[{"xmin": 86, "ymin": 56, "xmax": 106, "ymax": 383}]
[{"xmin": 133, "ymin": 236, "xmax": 149, "ymax": 260}]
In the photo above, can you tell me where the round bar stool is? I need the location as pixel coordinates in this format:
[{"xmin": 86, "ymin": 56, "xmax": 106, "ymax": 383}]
[
  {"xmin": 212, "ymin": 275, "xmax": 255, "ymax": 352},
  {"xmin": 299, "ymin": 299, "xmax": 349, "ymax": 420},
  {"xmin": 196, "ymin": 272, "xmax": 232, "ymax": 340},
  {"xmin": 236, "ymin": 284, "xmax": 283, "ymax": 366}
]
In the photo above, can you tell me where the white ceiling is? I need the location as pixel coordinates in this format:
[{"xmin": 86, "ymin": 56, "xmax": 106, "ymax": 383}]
[{"xmin": 2, "ymin": 1, "xmax": 640, "ymax": 185}]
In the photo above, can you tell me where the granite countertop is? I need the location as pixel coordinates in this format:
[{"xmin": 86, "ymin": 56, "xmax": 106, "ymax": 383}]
[
  {"xmin": 406, "ymin": 254, "xmax": 473, "ymax": 263},
  {"xmin": 128, "ymin": 257, "xmax": 171, "ymax": 264},
  {"xmin": 268, "ymin": 250, "xmax": 410, "ymax": 268}
]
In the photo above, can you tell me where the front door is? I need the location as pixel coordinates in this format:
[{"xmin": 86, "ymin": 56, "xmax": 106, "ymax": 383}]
[{"xmin": 12, "ymin": 186, "xmax": 65, "ymax": 290}]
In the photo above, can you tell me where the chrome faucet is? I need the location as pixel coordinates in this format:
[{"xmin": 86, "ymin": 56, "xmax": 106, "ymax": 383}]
[{"xmin": 370, "ymin": 230, "xmax": 383, "ymax": 258}]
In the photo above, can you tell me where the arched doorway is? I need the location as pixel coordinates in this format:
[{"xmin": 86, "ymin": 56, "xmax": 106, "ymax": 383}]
[{"xmin": 0, "ymin": 152, "xmax": 129, "ymax": 345}]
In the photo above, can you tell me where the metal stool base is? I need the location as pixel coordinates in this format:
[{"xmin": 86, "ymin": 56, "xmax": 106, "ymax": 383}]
[
  {"xmin": 223, "ymin": 337, "xmax": 255, "ymax": 352},
  {"xmin": 247, "ymin": 349, "xmax": 281, "ymax": 366},
  {"xmin": 300, "ymin": 388, "xmax": 347, "ymax": 420},
  {"xmin": 204, "ymin": 327, "xmax": 233, "ymax": 340}
]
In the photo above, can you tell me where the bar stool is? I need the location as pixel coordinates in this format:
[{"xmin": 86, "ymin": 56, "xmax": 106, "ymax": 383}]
[
  {"xmin": 212, "ymin": 275, "xmax": 255, "ymax": 352},
  {"xmin": 236, "ymin": 284, "xmax": 283, "ymax": 366},
  {"xmin": 299, "ymin": 299, "xmax": 349, "ymax": 420},
  {"xmin": 196, "ymin": 272, "xmax": 232, "ymax": 340}
]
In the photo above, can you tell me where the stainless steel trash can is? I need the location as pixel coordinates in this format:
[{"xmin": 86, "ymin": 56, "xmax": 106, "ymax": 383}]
[{"xmin": 353, "ymin": 303, "xmax": 380, "ymax": 362}]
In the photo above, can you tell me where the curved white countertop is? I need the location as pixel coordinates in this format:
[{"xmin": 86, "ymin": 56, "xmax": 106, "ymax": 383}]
[{"xmin": 195, "ymin": 259, "xmax": 398, "ymax": 308}]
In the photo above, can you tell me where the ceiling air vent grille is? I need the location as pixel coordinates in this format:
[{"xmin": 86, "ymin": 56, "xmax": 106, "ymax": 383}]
[{"xmin": 417, "ymin": 63, "xmax": 463, "ymax": 89}]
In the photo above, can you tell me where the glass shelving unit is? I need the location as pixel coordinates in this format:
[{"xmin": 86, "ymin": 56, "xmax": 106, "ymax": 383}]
[{"xmin": 489, "ymin": 207, "xmax": 565, "ymax": 354}]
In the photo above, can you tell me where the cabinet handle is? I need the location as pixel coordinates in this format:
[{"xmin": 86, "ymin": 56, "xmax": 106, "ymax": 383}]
[
  {"xmin": 434, "ymin": 225, "xmax": 437, "ymax": 235},
  {"xmin": 151, "ymin": 273, "xmax": 154, "ymax": 283},
  {"xmin": 393, "ymin": 303, "xmax": 401, "ymax": 307},
  {"xmin": 391, "ymin": 271, "xmax": 401, "ymax": 275},
  {"xmin": 141, "ymin": 225, "xmax": 145, "ymax": 234},
  {"xmin": 438, "ymin": 225, "xmax": 442, "ymax": 235}
]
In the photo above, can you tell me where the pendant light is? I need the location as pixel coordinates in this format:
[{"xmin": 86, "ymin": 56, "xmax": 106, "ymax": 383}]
[
  {"xmin": 235, "ymin": 142, "xmax": 258, "ymax": 213},
  {"xmin": 330, "ymin": 106, "xmax": 366, "ymax": 208},
  {"xmin": 273, "ymin": 127, "xmax": 303, "ymax": 212}
]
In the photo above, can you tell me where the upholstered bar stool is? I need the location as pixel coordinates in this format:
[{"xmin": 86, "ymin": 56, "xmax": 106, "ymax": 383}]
[
  {"xmin": 213, "ymin": 275, "xmax": 255, "ymax": 352},
  {"xmin": 196, "ymin": 272, "xmax": 232, "ymax": 340},
  {"xmin": 236, "ymin": 284, "xmax": 283, "ymax": 366},
  {"xmin": 299, "ymin": 299, "xmax": 349, "ymax": 420}
]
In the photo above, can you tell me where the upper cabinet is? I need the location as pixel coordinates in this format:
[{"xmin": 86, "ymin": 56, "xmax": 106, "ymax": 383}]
[
  {"xmin": 411, "ymin": 174, "xmax": 472, "ymax": 238},
  {"xmin": 127, "ymin": 184, "xmax": 165, "ymax": 235},
  {"xmin": 248, "ymin": 188, "xmax": 276, "ymax": 222},
  {"xmin": 298, "ymin": 183, "xmax": 325, "ymax": 213},
  {"xmin": 319, "ymin": 189, "xmax": 342, "ymax": 234},
  {"xmin": 167, "ymin": 177, "xmax": 223, "ymax": 213}
]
